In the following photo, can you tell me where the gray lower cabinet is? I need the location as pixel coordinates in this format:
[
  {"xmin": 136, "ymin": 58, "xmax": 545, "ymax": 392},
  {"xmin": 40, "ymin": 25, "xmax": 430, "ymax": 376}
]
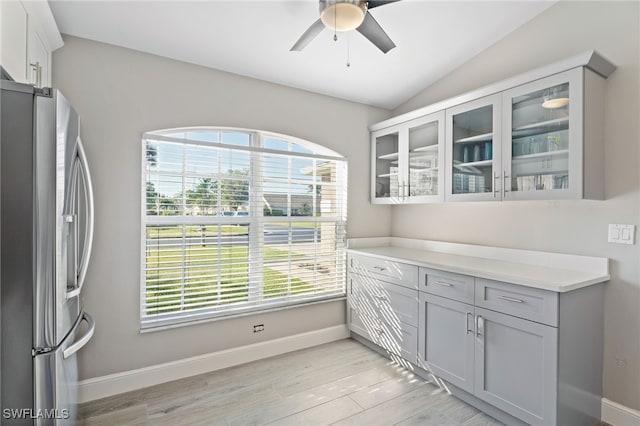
[
  {"xmin": 474, "ymin": 307, "xmax": 558, "ymax": 425},
  {"xmin": 418, "ymin": 292, "xmax": 475, "ymax": 393},
  {"xmin": 348, "ymin": 252, "xmax": 604, "ymax": 426},
  {"xmin": 348, "ymin": 270, "xmax": 419, "ymax": 363}
]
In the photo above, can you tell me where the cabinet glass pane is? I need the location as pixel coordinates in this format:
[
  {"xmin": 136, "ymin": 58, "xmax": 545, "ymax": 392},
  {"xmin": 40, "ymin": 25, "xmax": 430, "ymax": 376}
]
[
  {"xmin": 408, "ymin": 121, "xmax": 439, "ymax": 196},
  {"xmin": 374, "ymin": 132, "xmax": 400, "ymax": 198},
  {"xmin": 451, "ymin": 105, "xmax": 494, "ymax": 195},
  {"xmin": 511, "ymin": 82, "xmax": 570, "ymax": 192}
]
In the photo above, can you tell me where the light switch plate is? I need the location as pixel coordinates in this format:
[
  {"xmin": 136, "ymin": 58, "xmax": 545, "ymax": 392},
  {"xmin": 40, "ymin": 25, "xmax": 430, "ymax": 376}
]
[{"xmin": 608, "ymin": 224, "xmax": 635, "ymax": 245}]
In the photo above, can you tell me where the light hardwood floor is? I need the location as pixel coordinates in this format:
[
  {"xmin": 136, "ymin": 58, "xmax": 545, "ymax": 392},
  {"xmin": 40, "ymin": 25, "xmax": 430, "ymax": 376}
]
[{"xmin": 79, "ymin": 338, "xmax": 503, "ymax": 426}]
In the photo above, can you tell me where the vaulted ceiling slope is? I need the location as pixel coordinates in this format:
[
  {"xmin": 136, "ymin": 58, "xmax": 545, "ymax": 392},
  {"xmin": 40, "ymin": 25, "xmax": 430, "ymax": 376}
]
[{"xmin": 49, "ymin": 1, "xmax": 555, "ymax": 109}]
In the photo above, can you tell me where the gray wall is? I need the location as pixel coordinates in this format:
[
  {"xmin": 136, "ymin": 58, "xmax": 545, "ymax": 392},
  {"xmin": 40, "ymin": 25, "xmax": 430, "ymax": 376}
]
[
  {"xmin": 392, "ymin": 1, "xmax": 640, "ymax": 410},
  {"xmin": 53, "ymin": 35, "xmax": 391, "ymax": 380}
]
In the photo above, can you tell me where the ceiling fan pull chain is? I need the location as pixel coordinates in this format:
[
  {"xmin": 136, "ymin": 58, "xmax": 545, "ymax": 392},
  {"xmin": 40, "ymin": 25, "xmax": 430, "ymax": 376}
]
[
  {"xmin": 334, "ymin": 5, "xmax": 338, "ymax": 41},
  {"xmin": 346, "ymin": 32, "xmax": 351, "ymax": 67}
]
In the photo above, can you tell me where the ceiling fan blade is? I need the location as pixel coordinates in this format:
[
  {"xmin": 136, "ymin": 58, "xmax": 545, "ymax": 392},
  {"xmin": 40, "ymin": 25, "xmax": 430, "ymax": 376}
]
[
  {"xmin": 290, "ymin": 19, "xmax": 325, "ymax": 51},
  {"xmin": 367, "ymin": 0, "xmax": 402, "ymax": 9},
  {"xmin": 357, "ymin": 12, "xmax": 396, "ymax": 53}
]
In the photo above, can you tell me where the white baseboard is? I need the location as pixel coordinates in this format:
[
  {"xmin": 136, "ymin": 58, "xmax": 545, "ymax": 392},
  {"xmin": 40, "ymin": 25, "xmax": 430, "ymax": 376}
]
[
  {"xmin": 78, "ymin": 325, "xmax": 349, "ymax": 403},
  {"xmin": 602, "ymin": 398, "xmax": 640, "ymax": 426}
]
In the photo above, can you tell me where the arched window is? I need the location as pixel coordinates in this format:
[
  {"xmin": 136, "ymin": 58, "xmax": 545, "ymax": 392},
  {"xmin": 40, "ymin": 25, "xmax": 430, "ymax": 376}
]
[{"xmin": 141, "ymin": 128, "xmax": 347, "ymax": 329}]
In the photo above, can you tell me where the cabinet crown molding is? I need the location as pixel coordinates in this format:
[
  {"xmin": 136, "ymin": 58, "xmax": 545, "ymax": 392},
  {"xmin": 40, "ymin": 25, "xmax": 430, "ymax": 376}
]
[{"xmin": 370, "ymin": 50, "xmax": 615, "ymax": 132}]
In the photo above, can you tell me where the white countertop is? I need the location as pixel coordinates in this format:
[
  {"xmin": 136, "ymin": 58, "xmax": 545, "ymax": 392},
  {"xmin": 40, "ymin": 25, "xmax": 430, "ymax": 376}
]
[{"xmin": 347, "ymin": 238, "xmax": 610, "ymax": 293}]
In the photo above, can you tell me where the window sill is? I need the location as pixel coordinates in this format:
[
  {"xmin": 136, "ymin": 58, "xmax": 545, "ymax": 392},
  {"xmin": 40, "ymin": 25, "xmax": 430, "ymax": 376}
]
[{"xmin": 139, "ymin": 295, "xmax": 346, "ymax": 334}]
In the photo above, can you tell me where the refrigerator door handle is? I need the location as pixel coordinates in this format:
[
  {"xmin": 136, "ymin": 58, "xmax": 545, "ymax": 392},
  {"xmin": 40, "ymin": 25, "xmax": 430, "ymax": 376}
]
[
  {"xmin": 66, "ymin": 137, "xmax": 94, "ymax": 299},
  {"xmin": 63, "ymin": 311, "xmax": 95, "ymax": 359}
]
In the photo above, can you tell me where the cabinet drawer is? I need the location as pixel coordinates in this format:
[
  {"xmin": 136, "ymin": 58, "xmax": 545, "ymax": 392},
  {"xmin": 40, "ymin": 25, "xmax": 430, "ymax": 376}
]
[
  {"xmin": 380, "ymin": 321, "xmax": 418, "ymax": 363},
  {"xmin": 348, "ymin": 304, "xmax": 418, "ymax": 363},
  {"xmin": 350, "ymin": 275, "xmax": 418, "ymax": 327},
  {"xmin": 475, "ymin": 278, "xmax": 558, "ymax": 326},
  {"xmin": 348, "ymin": 304, "xmax": 375, "ymax": 340},
  {"xmin": 383, "ymin": 282, "xmax": 419, "ymax": 327},
  {"xmin": 420, "ymin": 267, "xmax": 475, "ymax": 304},
  {"xmin": 349, "ymin": 253, "xmax": 418, "ymax": 289}
]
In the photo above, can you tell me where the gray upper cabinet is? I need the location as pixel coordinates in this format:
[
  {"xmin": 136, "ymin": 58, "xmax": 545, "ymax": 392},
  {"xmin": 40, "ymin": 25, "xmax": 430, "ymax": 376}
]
[
  {"xmin": 372, "ymin": 111, "xmax": 445, "ymax": 204},
  {"xmin": 370, "ymin": 52, "xmax": 614, "ymax": 204},
  {"xmin": 445, "ymin": 94, "xmax": 502, "ymax": 202},
  {"xmin": 501, "ymin": 68, "xmax": 604, "ymax": 200},
  {"xmin": 418, "ymin": 292, "xmax": 475, "ymax": 393},
  {"xmin": 474, "ymin": 307, "xmax": 558, "ymax": 425}
]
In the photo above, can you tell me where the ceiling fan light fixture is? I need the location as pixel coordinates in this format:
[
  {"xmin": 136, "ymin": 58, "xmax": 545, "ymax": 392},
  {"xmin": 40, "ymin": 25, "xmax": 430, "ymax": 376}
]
[{"xmin": 320, "ymin": 2, "xmax": 366, "ymax": 32}]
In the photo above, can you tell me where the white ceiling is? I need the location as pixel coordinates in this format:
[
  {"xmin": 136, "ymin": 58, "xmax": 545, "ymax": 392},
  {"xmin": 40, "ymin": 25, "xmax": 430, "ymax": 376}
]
[{"xmin": 48, "ymin": 0, "xmax": 555, "ymax": 110}]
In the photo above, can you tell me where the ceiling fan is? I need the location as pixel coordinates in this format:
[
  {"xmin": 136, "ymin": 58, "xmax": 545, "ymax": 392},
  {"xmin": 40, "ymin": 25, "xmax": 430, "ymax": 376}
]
[{"xmin": 291, "ymin": 0, "xmax": 401, "ymax": 54}]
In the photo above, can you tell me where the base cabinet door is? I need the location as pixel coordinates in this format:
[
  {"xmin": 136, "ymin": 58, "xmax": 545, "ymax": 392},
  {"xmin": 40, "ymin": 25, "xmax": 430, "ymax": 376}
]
[
  {"xmin": 418, "ymin": 293, "xmax": 475, "ymax": 393},
  {"xmin": 474, "ymin": 307, "xmax": 558, "ymax": 425}
]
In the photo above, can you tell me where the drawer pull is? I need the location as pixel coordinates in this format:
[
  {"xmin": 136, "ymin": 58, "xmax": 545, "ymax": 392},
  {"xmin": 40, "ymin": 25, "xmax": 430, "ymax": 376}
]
[
  {"xmin": 433, "ymin": 281, "xmax": 453, "ymax": 287},
  {"xmin": 497, "ymin": 295, "xmax": 524, "ymax": 304},
  {"xmin": 466, "ymin": 312, "xmax": 473, "ymax": 334},
  {"xmin": 476, "ymin": 315, "xmax": 483, "ymax": 338},
  {"xmin": 372, "ymin": 266, "xmax": 387, "ymax": 271}
]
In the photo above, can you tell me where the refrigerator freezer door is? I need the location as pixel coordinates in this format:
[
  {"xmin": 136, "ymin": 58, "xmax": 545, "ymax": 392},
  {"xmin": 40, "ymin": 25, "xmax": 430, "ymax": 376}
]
[
  {"xmin": 34, "ymin": 311, "xmax": 94, "ymax": 426},
  {"xmin": 34, "ymin": 91, "xmax": 80, "ymax": 350},
  {"xmin": 65, "ymin": 136, "xmax": 94, "ymax": 299}
]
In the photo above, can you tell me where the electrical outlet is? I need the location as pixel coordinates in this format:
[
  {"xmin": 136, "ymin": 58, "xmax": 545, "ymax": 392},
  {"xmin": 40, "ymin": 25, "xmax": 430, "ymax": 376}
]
[
  {"xmin": 615, "ymin": 357, "xmax": 628, "ymax": 367},
  {"xmin": 253, "ymin": 324, "xmax": 264, "ymax": 333}
]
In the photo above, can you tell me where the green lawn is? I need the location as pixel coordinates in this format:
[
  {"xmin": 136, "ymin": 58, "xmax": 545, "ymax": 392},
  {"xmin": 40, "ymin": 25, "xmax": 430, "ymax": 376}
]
[
  {"xmin": 145, "ymin": 245, "xmax": 314, "ymax": 316},
  {"xmin": 147, "ymin": 225, "xmax": 249, "ymax": 239},
  {"xmin": 146, "ymin": 222, "xmax": 320, "ymax": 240}
]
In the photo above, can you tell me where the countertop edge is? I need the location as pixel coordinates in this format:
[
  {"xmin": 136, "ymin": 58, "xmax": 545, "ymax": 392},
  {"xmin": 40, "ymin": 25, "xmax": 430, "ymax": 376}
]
[{"xmin": 347, "ymin": 247, "xmax": 610, "ymax": 293}]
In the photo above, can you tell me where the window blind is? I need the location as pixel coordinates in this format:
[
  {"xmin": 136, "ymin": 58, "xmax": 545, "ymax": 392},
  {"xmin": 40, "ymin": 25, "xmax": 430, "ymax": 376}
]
[{"xmin": 141, "ymin": 130, "xmax": 347, "ymax": 329}]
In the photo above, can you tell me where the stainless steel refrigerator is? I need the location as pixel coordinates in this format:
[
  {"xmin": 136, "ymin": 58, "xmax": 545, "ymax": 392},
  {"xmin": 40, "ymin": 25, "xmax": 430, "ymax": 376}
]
[{"xmin": 1, "ymin": 77, "xmax": 95, "ymax": 425}]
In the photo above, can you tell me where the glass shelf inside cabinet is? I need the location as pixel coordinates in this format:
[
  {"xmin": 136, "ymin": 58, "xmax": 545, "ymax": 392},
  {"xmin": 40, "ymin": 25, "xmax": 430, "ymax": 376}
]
[
  {"xmin": 409, "ymin": 120, "xmax": 439, "ymax": 196},
  {"xmin": 451, "ymin": 105, "xmax": 494, "ymax": 195},
  {"xmin": 375, "ymin": 132, "xmax": 400, "ymax": 198},
  {"xmin": 510, "ymin": 82, "xmax": 570, "ymax": 193}
]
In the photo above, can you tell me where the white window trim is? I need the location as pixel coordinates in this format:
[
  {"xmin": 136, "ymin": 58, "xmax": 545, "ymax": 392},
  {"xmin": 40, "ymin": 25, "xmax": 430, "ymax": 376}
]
[{"xmin": 140, "ymin": 128, "xmax": 348, "ymax": 330}]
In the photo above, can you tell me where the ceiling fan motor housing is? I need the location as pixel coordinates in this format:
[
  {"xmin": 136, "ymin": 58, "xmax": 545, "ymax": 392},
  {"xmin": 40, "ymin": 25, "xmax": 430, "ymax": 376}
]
[{"xmin": 320, "ymin": 0, "xmax": 368, "ymax": 32}]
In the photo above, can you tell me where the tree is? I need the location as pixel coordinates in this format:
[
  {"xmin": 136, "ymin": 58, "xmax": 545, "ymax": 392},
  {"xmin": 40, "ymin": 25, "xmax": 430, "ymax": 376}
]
[
  {"xmin": 221, "ymin": 169, "xmax": 249, "ymax": 211},
  {"xmin": 146, "ymin": 142, "xmax": 158, "ymax": 167},
  {"xmin": 299, "ymin": 202, "xmax": 312, "ymax": 216},
  {"xmin": 146, "ymin": 182, "xmax": 159, "ymax": 215},
  {"xmin": 186, "ymin": 178, "xmax": 218, "ymax": 215},
  {"xmin": 146, "ymin": 181, "xmax": 178, "ymax": 215}
]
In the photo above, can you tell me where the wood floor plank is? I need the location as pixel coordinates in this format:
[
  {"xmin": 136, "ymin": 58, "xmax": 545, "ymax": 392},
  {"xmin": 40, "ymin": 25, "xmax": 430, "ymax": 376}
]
[
  {"xmin": 79, "ymin": 339, "xmax": 501, "ymax": 426},
  {"xmin": 79, "ymin": 404, "xmax": 149, "ymax": 426},
  {"xmin": 460, "ymin": 412, "xmax": 504, "ymax": 426},
  {"xmin": 346, "ymin": 371, "xmax": 430, "ymax": 410},
  {"xmin": 331, "ymin": 385, "xmax": 449, "ymax": 426},
  {"xmin": 266, "ymin": 396, "xmax": 363, "ymax": 426},
  {"xmin": 392, "ymin": 408, "xmax": 458, "ymax": 426},
  {"xmin": 435, "ymin": 394, "xmax": 481, "ymax": 424}
]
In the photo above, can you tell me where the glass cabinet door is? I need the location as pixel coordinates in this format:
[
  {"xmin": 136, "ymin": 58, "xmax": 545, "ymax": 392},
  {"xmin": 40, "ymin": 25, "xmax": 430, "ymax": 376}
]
[
  {"xmin": 446, "ymin": 94, "xmax": 501, "ymax": 201},
  {"xmin": 372, "ymin": 127, "xmax": 401, "ymax": 202},
  {"xmin": 503, "ymin": 69, "xmax": 581, "ymax": 199},
  {"xmin": 406, "ymin": 111, "xmax": 445, "ymax": 201}
]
